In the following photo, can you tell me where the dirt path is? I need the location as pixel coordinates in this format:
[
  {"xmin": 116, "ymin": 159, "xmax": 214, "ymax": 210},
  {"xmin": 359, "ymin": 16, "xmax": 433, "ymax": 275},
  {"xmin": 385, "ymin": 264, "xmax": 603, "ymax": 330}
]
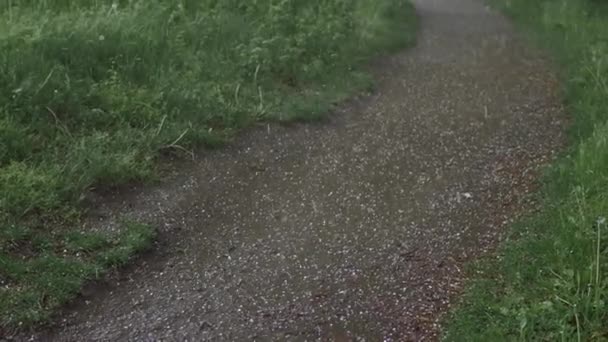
[{"xmin": 23, "ymin": 0, "xmax": 564, "ymax": 340}]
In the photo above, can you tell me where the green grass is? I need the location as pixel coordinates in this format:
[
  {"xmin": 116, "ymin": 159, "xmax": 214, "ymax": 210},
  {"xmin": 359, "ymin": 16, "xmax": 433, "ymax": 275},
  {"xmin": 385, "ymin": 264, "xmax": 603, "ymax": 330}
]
[
  {"xmin": 0, "ymin": 221, "xmax": 154, "ymax": 327},
  {"xmin": 443, "ymin": 0, "xmax": 608, "ymax": 341},
  {"xmin": 0, "ymin": 0, "xmax": 417, "ymax": 329}
]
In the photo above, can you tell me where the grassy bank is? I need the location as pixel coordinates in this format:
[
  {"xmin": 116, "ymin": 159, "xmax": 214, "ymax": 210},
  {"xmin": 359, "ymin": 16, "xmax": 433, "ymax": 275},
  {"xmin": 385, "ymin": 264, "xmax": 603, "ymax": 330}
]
[
  {"xmin": 444, "ymin": 0, "xmax": 608, "ymax": 340},
  {"xmin": 0, "ymin": 0, "xmax": 417, "ymax": 329}
]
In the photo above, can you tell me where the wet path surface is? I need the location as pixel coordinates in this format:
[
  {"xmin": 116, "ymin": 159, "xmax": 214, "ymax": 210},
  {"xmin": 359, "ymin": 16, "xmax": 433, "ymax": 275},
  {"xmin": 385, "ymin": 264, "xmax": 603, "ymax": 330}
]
[{"xmin": 25, "ymin": 0, "xmax": 564, "ymax": 340}]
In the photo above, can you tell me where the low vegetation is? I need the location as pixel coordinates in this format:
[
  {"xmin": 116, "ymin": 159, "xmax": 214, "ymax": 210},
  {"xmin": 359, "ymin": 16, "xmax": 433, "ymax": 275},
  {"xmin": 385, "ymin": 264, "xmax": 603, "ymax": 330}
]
[
  {"xmin": 0, "ymin": 0, "xmax": 417, "ymax": 329},
  {"xmin": 444, "ymin": 0, "xmax": 608, "ymax": 340}
]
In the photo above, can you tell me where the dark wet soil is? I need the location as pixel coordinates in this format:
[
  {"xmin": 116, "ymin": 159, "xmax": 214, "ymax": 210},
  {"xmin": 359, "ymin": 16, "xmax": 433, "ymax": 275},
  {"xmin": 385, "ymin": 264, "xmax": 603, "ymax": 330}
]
[{"xmin": 14, "ymin": 0, "xmax": 564, "ymax": 340}]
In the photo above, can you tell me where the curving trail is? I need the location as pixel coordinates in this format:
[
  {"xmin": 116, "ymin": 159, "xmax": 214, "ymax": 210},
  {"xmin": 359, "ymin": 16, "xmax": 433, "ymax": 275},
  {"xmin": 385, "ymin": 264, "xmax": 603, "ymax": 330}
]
[{"xmin": 25, "ymin": 0, "xmax": 564, "ymax": 340}]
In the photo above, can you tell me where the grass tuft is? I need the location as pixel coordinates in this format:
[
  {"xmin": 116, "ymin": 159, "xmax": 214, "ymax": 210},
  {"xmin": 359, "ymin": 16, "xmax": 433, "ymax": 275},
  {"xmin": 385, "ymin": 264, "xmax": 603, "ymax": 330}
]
[{"xmin": 0, "ymin": 221, "xmax": 155, "ymax": 328}]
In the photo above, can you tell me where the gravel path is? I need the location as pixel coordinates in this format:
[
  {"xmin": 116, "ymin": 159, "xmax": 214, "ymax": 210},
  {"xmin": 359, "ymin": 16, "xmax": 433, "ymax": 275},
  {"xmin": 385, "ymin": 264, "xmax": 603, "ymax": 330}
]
[{"xmin": 21, "ymin": 0, "xmax": 564, "ymax": 340}]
